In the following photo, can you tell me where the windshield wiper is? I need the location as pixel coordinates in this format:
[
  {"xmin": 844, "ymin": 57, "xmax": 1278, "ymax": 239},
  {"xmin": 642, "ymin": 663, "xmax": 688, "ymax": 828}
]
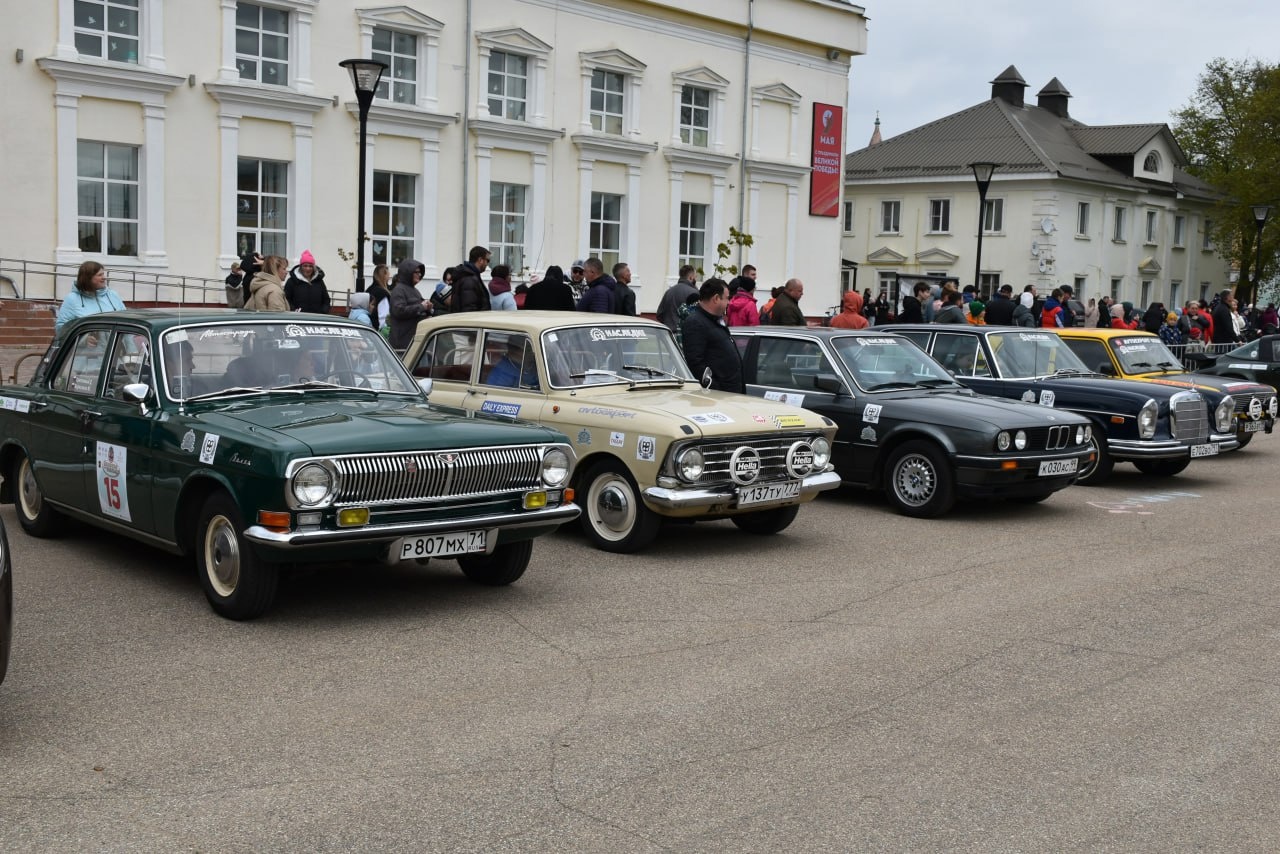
[
  {"xmin": 865, "ymin": 381, "xmax": 918, "ymax": 391},
  {"xmin": 1049, "ymin": 368, "xmax": 1096, "ymax": 378},
  {"xmin": 622, "ymin": 364, "xmax": 688, "ymax": 383},
  {"xmin": 271, "ymin": 380, "xmax": 381, "ymax": 395},
  {"xmin": 570, "ymin": 368, "xmax": 634, "ymax": 388},
  {"xmin": 915, "ymin": 377, "xmax": 960, "ymax": 388},
  {"xmin": 184, "ymin": 385, "xmax": 270, "ymax": 401}
]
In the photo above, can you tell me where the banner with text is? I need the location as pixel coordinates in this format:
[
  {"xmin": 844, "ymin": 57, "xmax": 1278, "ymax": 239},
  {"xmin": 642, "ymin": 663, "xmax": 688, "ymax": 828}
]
[{"xmin": 809, "ymin": 103, "xmax": 843, "ymax": 217}]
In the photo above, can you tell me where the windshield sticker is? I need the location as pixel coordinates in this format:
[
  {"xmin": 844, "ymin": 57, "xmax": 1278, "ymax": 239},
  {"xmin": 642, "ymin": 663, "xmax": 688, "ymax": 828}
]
[
  {"xmin": 1021, "ymin": 390, "xmax": 1036, "ymax": 403},
  {"xmin": 589, "ymin": 327, "xmax": 649, "ymax": 341},
  {"xmin": 1116, "ymin": 343, "xmax": 1155, "ymax": 354},
  {"xmin": 284, "ymin": 323, "xmax": 363, "ymax": 339},
  {"xmin": 96, "ymin": 442, "xmax": 131, "ymax": 522},
  {"xmin": 689, "ymin": 412, "xmax": 734, "ymax": 425},
  {"xmin": 764, "ymin": 390, "xmax": 806, "ymax": 407},
  {"xmin": 197, "ymin": 328, "xmax": 253, "ymax": 341},
  {"xmin": 1040, "ymin": 390, "xmax": 1055, "ymax": 407},
  {"xmin": 861, "ymin": 427, "xmax": 877, "ymax": 442},
  {"xmin": 1018, "ymin": 333, "xmax": 1051, "ymax": 341},
  {"xmin": 636, "ymin": 435, "xmax": 657, "ymax": 462},
  {"xmin": 578, "ymin": 406, "xmax": 636, "ymax": 419},
  {"xmin": 481, "ymin": 400, "xmax": 521, "ymax": 417},
  {"xmin": 856, "ymin": 337, "xmax": 900, "ymax": 346},
  {"xmin": 774, "ymin": 414, "xmax": 806, "ymax": 429},
  {"xmin": 166, "ymin": 329, "xmax": 189, "ymax": 343},
  {"xmin": 15, "ymin": 399, "xmax": 29, "ymax": 414},
  {"xmin": 863, "ymin": 404, "xmax": 882, "ymax": 424},
  {"xmin": 610, "ymin": 431, "xmax": 625, "ymax": 447},
  {"xmin": 199, "ymin": 433, "xmax": 220, "ymax": 464},
  {"xmin": 576, "ymin": 429, "xmax": 592, "ymax": 445},
  {"xmin": 181, "ymin": 430, "xmax": 197, "ymax": 453}
]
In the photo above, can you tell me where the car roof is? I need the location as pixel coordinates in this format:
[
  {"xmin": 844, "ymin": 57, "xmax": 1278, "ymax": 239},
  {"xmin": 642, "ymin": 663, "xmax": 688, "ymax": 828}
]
[
  {"xmin": 415, "ymin": 311, "xmax": 670, "ymax": 335},
  {"xmin": 61, "ymin": 309, "xmax": 360, "ymax": 333},
  {"xmin": 1057, "ymin": 328, "xmax": 1156, "ymax": 340},
  {"xmin": 729, "ymin": 326, "xmax": 893, "ymax": 339}
]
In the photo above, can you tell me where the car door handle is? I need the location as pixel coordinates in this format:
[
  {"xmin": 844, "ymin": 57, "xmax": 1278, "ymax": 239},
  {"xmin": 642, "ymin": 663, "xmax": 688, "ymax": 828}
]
[{"xmin": 80, "ymin": 409, "xmax": 102, "ymax": 425}]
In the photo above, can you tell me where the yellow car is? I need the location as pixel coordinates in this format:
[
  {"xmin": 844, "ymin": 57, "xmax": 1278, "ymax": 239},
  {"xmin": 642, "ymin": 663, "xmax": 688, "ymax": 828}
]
[{"xmin": 1056, "ymin": 327, "xmax": 1277, "ymax": 448}]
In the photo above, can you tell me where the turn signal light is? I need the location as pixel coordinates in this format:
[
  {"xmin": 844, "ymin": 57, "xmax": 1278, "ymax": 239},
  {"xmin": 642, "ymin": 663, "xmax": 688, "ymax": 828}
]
[
  {"xmin": 564, "ymin": 488, "xmax": 575, "ymax": 502},
  {"xmin": 1001, "ymin": 460, "xmax": 1018, "ymax": 471},
  {"xmin": 1111, "ymin": 416, "xmax": 1125, "ymax": 424},
  {"xmin": 338, "ymin": 507, "xmax": 370, "ymax": 527},
  {"xmin": 257, "ymin": 510, "xmax": 291, "ymax": 532}
]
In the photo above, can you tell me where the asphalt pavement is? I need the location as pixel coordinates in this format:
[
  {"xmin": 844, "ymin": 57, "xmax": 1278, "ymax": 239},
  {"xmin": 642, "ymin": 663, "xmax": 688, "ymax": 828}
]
[{"xmin": 1, "ymin": 441, "xmax": 1279, "ymax": 851}]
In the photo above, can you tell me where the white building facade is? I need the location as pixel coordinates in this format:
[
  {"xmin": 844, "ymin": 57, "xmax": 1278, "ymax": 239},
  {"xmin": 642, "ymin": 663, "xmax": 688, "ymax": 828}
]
[
  {"xmin": 1, "ymin": 0, "xmax": 866, "ymax": 311},
  {"xmin": 841, "ymin": 67, "xmax": 1231, "ymax": 312}
]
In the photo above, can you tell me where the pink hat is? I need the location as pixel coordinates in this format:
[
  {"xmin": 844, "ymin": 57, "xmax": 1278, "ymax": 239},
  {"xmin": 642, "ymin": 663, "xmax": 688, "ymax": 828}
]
[{"xmin": 299, "ymin": 250, "xmax": 315, "ymax": 265}]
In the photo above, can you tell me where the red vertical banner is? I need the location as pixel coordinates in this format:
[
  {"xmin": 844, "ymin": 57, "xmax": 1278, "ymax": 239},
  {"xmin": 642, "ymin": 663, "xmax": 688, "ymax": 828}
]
[{"xmin": 809, "ymin": 103, "xmax": 843, "ymax": 217}]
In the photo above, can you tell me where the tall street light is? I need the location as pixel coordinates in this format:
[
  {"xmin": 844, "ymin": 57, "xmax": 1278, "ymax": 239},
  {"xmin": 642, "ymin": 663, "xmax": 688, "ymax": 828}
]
[
  {"xmin": 1252, "ymin": 204, "xmax": 1271, "ymax": 308},
  {"xmin": 969, "ymin": 162, "xmax": 999, "ymax": 294},
  {"xmin": 339, "ymin": 57, "xmax": 388, "ymax": 293}
]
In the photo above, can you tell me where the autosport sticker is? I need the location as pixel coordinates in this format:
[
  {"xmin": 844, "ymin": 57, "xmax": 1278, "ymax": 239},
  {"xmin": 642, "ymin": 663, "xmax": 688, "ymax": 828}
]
[
  {"xmin": 200, "ymin": 433, "xmax": 220, "ymax": 464},
  {"xmin": 856, "ymin": 338, "xmax": 900, "ymax": 346},
  {"xmin": 764, "ymin": 390, "xmax": 806, "ymax": 407},
  {"xmin": 481, "ymin": 400, "xmax": 521, "ymax": 417},
  {"xmin": 774, "ymin": 414, "xmax": 806, "ymax": 428},
  {"xmin": 15, "ymin": 400, "xmax": 29, "ymax": 413},
  {"xmin": 609, "ymin": 431, "xmax": 625, "ymax": 447},
  {"xmin": 181, "ymin": 430, "xmax": 197, "ymax": 453},
  {"xmin": 284, "ymin": 323, "xmax": 363, "ymax": 339},
  {"xmin": 689, "ymin": 412, "xmax": 734, "ymax": 425},
  {"xmin": 1039, "ymin": 390, "xmax": 1055, "ymax": 407},
  {"xmin": 589, "ymin": 328, "xmax": 649, "ymax": 340},
  {"xmin": 1021, "ymin": 390, "xmax": 1036, "ymax": 403},
  {"xmin": 860, "ymin": 426, "xmax": 877, "ymax": 442},
  {"xmin": 96, "ymin": 441, "xmax": 131, "ymax": 522},
  {"xmin": 578, "ymin": 406, "xmax": 636, "ymax": 419},
  {"xmin": 862, "ymin": 403, "xmax": 882, "ymax": 424},
  {"xmin": 636, "ymin": 435, "xmax": 657, "ymax": 462},
  {"xmin": 0, "ymin": 397, "xmax": 14, "ymax": 411},
  {"xmin": 1018, "ymin": 333, "xmax": 1051, "ymax": 341}
]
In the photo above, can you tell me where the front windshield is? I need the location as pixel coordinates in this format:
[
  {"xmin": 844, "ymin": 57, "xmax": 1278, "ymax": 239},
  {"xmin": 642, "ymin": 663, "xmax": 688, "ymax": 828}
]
[
  {"xmin": 988, "ymin": 330, "xmax": 1091, "ymax": 378},
  {"xmin": 1109, "ymin": 336, "xmax": 1182, "ymax": 373},
  {"xmin": 542, "ymin": 324, "xmax": 694, "ymax": 388},
  {"xmin": 158, "ymin": 320, "xmax": 419, "ymax": 400},
  {"xmin": 831, "ymin": 335, "xmax": 956, "ymax": 390}
]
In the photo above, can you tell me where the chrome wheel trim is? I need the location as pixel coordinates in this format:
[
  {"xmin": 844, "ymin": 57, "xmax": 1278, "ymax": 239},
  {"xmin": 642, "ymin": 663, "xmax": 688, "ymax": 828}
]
[{"xmin": 17, "ymin": 458, "xmax": 42, "ymax": 521}]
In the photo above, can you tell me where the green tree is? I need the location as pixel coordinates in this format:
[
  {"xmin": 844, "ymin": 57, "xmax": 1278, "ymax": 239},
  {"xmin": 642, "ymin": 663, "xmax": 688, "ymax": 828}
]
[
  {"xmin": 1172, "ymin": 58, "xmax": 1280, "ymax": 306},
  {"xmin": 698, "ymin": 226, "xmax": 754, "ymax": 279}
]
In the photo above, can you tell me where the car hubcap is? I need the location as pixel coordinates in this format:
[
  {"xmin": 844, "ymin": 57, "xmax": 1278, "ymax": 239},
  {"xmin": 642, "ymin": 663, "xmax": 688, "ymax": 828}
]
[
  {"xmin": 18, "ymin": 459, "xmax": 41, "ymax": 520},
  {"xmin": 204, "ymin": 515, "xmax": 240, "ymax": 598},
  {"xmin": 591, "ymin": 475, "xmax": 635, "ymax": 540},
  {"xmin": 894, "ymin": 455, "xmax": 935, "ymax": 506}
]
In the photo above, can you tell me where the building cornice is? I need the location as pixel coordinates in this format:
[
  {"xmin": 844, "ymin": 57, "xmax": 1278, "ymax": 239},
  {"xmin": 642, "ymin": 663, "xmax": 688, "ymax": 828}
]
[
  {"xmin": 37, "ymin": 56, "xmax": 184, "ymax": 103},
  {"xmin": 745, "ymin": 159, "xmax": 810, "ymax": 181},
  {"xmin": 346, "ymin": 102, "xmax": 456, "ymax": 135},
  {"xmin": 472, "ymin": 119, "xmax": 564, "ymax": 148},
  {"xmin": 204, "ymin": 81, "xmax": 330, "ymax": 122},
  {"xmin": 572, "ymin": 133, "xmax": 659, "ymax": 164},
  {"xmin": 662, "ymin": 145, "xmax": 739, "ymax": 173}
]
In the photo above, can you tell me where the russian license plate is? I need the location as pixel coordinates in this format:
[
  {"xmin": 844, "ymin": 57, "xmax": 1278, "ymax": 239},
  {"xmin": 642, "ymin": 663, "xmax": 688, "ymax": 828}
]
[
  {"xmin": 738, "ymin": 480, "xmax": 801, "ymax": 506},
  {"xmin": 1038, "ymin": 458, "xmax": 1078, "ymax": 476},
  {"xmin": 1190, "ymin": 443, "xmax": 1220, "ymax": 458},
  {"xmin": 399, "ymin": 529, "xmax": 487, "ymax": 560},
  {"xmin": 1243, "ymin": 420, "xmax": 1267, "ymax": 433}
]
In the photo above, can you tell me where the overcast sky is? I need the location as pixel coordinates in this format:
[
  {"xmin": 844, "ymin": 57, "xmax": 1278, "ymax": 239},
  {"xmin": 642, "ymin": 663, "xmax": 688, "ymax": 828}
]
[{"xmin": 844, "ymin": 0, "xmax": 1280, "ymax": 152}]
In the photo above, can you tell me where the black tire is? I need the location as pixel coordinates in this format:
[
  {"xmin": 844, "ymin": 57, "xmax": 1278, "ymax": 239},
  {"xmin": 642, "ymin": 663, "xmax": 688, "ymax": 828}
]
[
  {"xmin": 579, "ymin": 460, "xmax": 662, "ymax": 553},
  {"xmin": 730, "ymin": 505, "xmax": 800, "ymax": 535},
  {"xmin": 882, "ymin": 440, "xmax": 955, "ymax": 518},
  {"xmin": 1076, "ymin": 430, "xmax": 1114, "ymax": 486},
  {"xmin": 13, "ymin": 453, "xmax": 62, "ymax": 538},
  {"xmin": 195, "ymin": 492, "xmax": 278, "ymax": 620},
  {"xmin": 458, "ymin": 539, "xmax": 532, "ymax": 586},
  {"xmin": 1235, "ymin": 432, "xmax": 1254, "ymax": 449},
  {"xmin": 1133, "ymin": 457, "xmax": 1191, "ymax": 477}
]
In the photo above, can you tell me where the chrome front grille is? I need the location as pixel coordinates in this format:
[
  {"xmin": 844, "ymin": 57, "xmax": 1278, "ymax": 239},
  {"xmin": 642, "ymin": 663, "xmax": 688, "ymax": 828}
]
[
  {"xmin": 331, "ymin": 446, "xmax": 543, "ymax": 505},
  {"xmin": 1169, "ymin": 392, "xmax": 1208, "ymax": 441},
  {"xmin": 695, "ymin": 433, "xmax": 818, "ymax": 483}
]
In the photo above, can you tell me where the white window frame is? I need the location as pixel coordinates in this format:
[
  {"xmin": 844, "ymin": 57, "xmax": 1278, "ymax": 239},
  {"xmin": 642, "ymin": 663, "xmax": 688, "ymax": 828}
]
[
  {"xmin": 1173, "ymin": 215, "xmax": 1186, "ymax": 248},
  {"xmin": 216, "ymin": 0, "xmax": 313, "ymax": 92},
  {"xmin": 357, "ymin": 8, "xmax": 443, "ymax": 112},
  {"xmin": 580, "ymin": 49, "xmax": 646, "ymax": 138},
  {"xmin": 678, "ymin": 84, "xmax": 712, "ymax": 147},
  {"xmin": 1144, "ymin": 210, "xmax": 1159, "ymax": 245},
  {"xmin": 1110, "ymin": 277, "xmax": 1123, "ymax": 301},
  {"xmin": 1112, "ymin": 205, "xmax": 1127, "ymax": 242},
  {"xmin": 589, "ymin": 191, "xmax": 624, "ymax": 270},
  {"xmin": 1076, "ymin": 201, "xmax": 1091, "ymax": 237},
  {"xmin": 77, "ymin": 140, "xmax": 140, "ymax": 258},
  {"xmin": 235, "ymin": 2, "xmax": 291, "ymax": 87},
  {"xmin": 1073, "ymin": 276, "xmax": 1087, "ymax": 296},
  {"xmin": 1143, "ymin": 150, "xmax": 1161, "ymax": 173},
  {"xmin": 371, "ymin": 27, "xmax": 418, "ymax": 106},
  {"xmin": 877, "ymin": 271, "xmax": 897, "ymax": 297},
  {"xmin": 880, "ymin": 200, "xmax": 901, "ymax": 234},
  {"xmin": 678, "ymin": 202, "xmax": 708, "ymax": 270},
  {"xmin": 371, "ymin": 170, "xmax": 417, "ymax": 268},
  {"xmin": 56, "ymin": 0, "xmax": 165, "ymax": 69},
  {"xmin": 670, "ymin": 67, "xmax": 729, "ymax": 152},
  {"xmin": 487, "ymin": 50, "xmax": 530, "ymax": 122},
  {"xmin": 1170, "ymin": 280, "xmax": 1181, "ymax": 307},
  {"xmin": 590, "ymin": 68, "xmax": 626, "ymax": 135},
  {"xmin": 73, "ymin": 0, "xmax": 142, "ymax": 64},
  {"xmin": 927, "ymin": 198, "xmax": 951, "ymax": 234},
  {"xmin": 842, "ymin": 200, "xmax": 854, "ymax": 234},
  {"xmin": 982, "ymin": 198, "xmax": 1004, "ymax": 234},
  {"xmin": 978, "ymin": 272, "xmax": 1001, "ymax": 293},
  {"xmin": 235, "ymin": 156, "xmax": 289, "ymax": 258},
  {"xmin": 489, "ymin": 181, "xmax": 528, "ymax": 273},
  {"xmin": 476, "ymin": 28, "xmax": 551, "ymax": 126}
]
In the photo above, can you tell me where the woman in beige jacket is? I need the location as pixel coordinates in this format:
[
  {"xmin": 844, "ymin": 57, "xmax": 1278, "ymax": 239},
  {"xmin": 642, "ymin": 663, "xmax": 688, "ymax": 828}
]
[{"xmin": 246, "ymin": 256, "xmax": 290, "ymax": 312}]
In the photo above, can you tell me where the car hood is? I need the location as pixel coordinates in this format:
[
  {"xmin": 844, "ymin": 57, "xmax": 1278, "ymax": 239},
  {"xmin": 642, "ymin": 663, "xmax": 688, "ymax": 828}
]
[
  {"xmin": 1031, "ymin": 374, "xmax": 1199, "ymax": 402},
  {"xmin": 572, "ymin": 386, "xmax": 832, "ymax": 436},
  {"xmin": 876, "ymin": 389, "xmax": 1090, "ymax": 430},
  {"xmin": 1127, "ymin": 372, "xmax": 1276, "ymax": 396},
  {"xmin": 192, "ymin": 397, "xmax": 566, "ymax": 455}
]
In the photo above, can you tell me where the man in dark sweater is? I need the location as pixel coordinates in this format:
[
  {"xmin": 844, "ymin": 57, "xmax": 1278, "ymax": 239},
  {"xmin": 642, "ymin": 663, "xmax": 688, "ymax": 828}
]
[
  {"xmin": 983, "ymin": 284, "xmax": 1016, "ymax": 325},
  {"xmin": 680, "ymin": 279, "xmax": 743, "ymax": 392},
  {"xmin": 575, "ymin": 258, "xmax": 617, "ymax": 313},
  {"xmin": 449, "ymin": 245, "xmax": 492, "ymax": 313}
]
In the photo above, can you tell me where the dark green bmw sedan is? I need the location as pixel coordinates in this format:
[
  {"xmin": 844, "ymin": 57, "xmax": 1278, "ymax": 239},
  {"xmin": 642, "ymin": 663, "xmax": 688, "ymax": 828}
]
[{"xmin": 0, "ymin": 311, "xmax": 579, "ymax": 619}]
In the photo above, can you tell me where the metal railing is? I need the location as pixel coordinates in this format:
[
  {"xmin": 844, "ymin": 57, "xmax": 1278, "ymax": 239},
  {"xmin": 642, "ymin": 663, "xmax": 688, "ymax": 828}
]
[{"xmin": 0, "ymin": 257, "xmax": 228, "ymax": 306}]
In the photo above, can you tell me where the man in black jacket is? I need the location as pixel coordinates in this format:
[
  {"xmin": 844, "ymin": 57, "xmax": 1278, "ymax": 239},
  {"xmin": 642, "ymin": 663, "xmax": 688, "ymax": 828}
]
[
  {"xmin": 449, "ymin": 245, "xmax": 492, "ymax": 313},
  {"xmin": 680, "ymin": 279, "xmax": 743, "ymax": 393},
  {"xmin": 898, "ymin": 282, "xmax": 930, "ymax": 324},
  {"xmin": 1211, "ymin": 290, "xmax": 1238, "ymax": 344},
  {"xmin": 983, "ymin": 284, "xmax": 1016, "ymax": 325},
  {"xmin": 612, "ymin": 262, "xmax": 637, "ymax": 316}
]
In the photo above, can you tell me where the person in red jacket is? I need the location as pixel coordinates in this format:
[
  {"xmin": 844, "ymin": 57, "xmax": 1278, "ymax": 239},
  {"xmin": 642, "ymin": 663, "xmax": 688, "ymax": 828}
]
[
  {"xmin": 725, "ymin": 278, "xmax": 760, "ymax": 326},
  {"xmin": 829, "ymin": 290, "xmax": 869, "ymax": 329},
  {"xmin": 1109, "ymin": 304, "xmax": 1138, "ymax": 329}
]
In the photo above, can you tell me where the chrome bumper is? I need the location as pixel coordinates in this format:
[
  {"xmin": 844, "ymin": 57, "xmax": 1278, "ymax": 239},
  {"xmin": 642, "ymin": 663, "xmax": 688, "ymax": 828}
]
[
  {"xmin": 642, "ymin": 469, "xmax": 842, "ymax": 511},
  {"xmin": 1108, "ymin": 436, "xmax": 1236, "ymax": 459},
  {"xmin": 243, "ymin": 503, "xmax": 581, "ymax": 546}
]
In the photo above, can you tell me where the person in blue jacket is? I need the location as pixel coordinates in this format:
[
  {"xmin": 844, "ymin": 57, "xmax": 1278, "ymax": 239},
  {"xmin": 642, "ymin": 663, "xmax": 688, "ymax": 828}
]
[{"xmin": 55, "ymin": 261, "xmax": 128, "ymax": 334}]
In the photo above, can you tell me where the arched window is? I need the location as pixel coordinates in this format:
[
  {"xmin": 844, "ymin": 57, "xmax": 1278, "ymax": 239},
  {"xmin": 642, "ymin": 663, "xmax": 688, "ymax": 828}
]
[{"xmin": 1143, "ymin": 150, "xmax": 1161, "ymax": 173}]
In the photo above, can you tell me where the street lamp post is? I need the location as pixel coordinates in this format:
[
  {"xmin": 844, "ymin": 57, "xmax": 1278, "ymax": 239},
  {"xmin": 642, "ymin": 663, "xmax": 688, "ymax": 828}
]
[
  {"xmin": 339, "ymin": 58, "xmax": 389, "ymax": 293},
  {"xmin": 968, "ymin": 162, "xmax": 999, "ymax": 294},
  {"xmin": 1252, "ymin": 204, "xmax": 1271, "ymax": 308}
]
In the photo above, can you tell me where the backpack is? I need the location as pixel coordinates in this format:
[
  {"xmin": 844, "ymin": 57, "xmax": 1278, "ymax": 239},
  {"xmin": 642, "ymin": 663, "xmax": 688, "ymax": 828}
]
[{"xmin": 759, "ymin": 299, "xmax": 775, "ymax": 325}]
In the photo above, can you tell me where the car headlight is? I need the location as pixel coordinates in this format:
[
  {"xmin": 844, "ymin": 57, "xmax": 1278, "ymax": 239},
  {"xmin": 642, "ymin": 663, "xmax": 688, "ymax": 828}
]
[
  {"xmin": 291, "ymin": 463, "xmax": 334, "ymax": 507},
  {"xmin": 1271, "ymin": 396, "xmax": 1279, "ymax": 418},
  {"xmin": 541, "ymin": 448, "xmax": 570, "ymax": 487},
  {"xmin": 786, "ymin": 441, "xmax": 817, "ymax": 478},
  {"xmin": 997, "ymin": 431, "xmax": 1011, "ymax": 451},
  {"xmin": 1014, "ymin": 430, "xmax": 1027, "ymax": 450},
  {"xmin": 1138, "ymin": 398, "xmax": 1158, "ymax": 439},
  {"xmin": 811, "ymin": 436, "xmax": 831, "ymax": 468},
  {"xmin": 1215, "ymin": 397, "xmax": 1234, "ymax": 433},
  {"xmin": 676, "ymin": 447, "xmax": 705, "ymax": 482},
  {"xmin": 1075, "ymin": 425, "xmax": 1086, "ymax": 445}
]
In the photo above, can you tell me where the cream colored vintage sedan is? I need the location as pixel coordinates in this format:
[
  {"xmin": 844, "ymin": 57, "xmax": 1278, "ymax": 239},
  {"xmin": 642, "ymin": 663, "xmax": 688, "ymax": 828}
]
[{"xmin": 403, "ymin": 312, "xmax": 840, "ymax": 552}]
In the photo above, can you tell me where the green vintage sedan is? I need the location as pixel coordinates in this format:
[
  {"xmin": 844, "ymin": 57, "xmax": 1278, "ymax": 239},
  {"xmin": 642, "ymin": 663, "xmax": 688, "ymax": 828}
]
[{"xmin": 0, "ymin": 311, "xmax": 579, "ymax": 619}]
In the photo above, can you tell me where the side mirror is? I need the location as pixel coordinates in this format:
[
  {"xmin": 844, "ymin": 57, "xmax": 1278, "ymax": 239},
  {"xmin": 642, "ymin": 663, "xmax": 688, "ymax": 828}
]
[
  {"xmin": 123, "ymin": 382, "xmax": 151, "ymax": 415},
  {"xmin": 1098, "ymin": 363, "xmax": 1116, "ymax": 376},
  {"xmin": 700, "ymin": 367, "xmax": 713, "ymax": 389},
  {"xmin": 417, "ymin": 377, "xmax": 434, "ymax": 397},
  {"xmin": 813, "ymin": 373, "xmax": 846, "ymax": 395}
]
